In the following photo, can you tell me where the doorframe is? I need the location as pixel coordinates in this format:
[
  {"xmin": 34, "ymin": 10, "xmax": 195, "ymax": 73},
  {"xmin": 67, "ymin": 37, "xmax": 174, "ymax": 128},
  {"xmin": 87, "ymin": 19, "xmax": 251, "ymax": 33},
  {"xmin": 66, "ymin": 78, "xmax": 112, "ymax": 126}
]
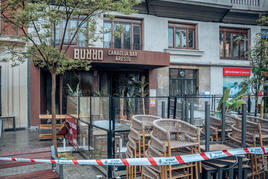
[{"xmin": 0, "ymin": 66, "xmax": 2, "ymax": 116}]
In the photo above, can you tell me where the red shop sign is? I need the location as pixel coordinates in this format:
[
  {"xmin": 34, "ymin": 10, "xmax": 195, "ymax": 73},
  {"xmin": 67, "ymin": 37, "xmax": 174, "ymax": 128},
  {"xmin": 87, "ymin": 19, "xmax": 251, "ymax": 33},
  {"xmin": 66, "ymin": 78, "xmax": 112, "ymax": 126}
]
[{"xmin": 223, "ymin": 68, "xmax": 251, "ymax": 76}]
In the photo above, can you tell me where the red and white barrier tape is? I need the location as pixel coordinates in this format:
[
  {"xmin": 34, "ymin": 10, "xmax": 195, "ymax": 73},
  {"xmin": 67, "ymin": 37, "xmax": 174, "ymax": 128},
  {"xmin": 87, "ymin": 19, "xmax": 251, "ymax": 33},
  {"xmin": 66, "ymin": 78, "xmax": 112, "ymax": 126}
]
[{"xmin": 0, "ymin": 147, "xmax": 267, "ymax": 166}]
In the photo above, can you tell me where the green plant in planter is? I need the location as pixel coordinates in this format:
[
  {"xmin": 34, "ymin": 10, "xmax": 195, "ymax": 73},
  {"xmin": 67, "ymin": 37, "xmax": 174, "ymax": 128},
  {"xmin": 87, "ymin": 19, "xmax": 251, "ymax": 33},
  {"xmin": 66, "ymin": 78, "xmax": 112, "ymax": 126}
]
[{"xmin": 217, "ymin": 86, "xmax": 248, "ymax": 112}]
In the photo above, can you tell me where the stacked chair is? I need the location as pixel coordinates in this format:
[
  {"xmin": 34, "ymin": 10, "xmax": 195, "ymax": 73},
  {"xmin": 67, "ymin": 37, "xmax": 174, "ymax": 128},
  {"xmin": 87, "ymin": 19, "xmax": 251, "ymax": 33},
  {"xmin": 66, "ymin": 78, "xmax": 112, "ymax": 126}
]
[
  {"xmin": 126, "ymin": 115, "xmax": 161, "ymax": 179},
  {"xmin": 143, "ymin": 119, "xmax": 201, "ymax": 179},
  {"xmin": 227, "ymin": 114, "xmax": 266, "ymax": 178}
]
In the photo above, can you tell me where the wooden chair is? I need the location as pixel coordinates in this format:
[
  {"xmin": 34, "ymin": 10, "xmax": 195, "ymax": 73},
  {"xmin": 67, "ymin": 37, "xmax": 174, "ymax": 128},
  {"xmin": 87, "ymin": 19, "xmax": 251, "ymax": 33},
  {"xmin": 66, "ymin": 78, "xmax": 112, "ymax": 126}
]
[
  {"xmin": 126, "ymin": 115, "xmax": 161, "ymax": 179},
  {"xmin": 228, "ymin": 121, "xmax": 265, "ymax": 179},
  {"xmin": 147, "ymin": 119, "xmax": 201, "ymax": 179}
]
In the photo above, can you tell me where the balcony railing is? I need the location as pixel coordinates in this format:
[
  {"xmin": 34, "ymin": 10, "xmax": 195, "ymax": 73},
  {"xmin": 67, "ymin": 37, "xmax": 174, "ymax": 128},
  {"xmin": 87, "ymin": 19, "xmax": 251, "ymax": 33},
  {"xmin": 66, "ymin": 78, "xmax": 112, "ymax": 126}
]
[{"xmin": 231, "ymin": 0, "xmax": 260, "ymax": 6}]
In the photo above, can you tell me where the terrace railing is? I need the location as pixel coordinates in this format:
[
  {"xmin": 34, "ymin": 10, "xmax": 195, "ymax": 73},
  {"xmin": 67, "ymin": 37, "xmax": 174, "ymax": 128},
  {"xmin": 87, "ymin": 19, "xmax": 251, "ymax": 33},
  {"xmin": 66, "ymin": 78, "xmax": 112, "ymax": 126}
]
[{"xmin": 231, "ymin": 0, "xmax": 260, "ymax": 6}]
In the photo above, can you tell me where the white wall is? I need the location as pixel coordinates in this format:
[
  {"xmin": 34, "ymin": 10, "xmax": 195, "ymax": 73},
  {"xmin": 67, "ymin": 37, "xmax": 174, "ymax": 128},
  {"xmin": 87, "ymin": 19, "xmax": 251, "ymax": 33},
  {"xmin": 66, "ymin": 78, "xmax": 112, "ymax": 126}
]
[{"xmin": 1, "ymin": 59, "xmax": 28, "ymax": 129}]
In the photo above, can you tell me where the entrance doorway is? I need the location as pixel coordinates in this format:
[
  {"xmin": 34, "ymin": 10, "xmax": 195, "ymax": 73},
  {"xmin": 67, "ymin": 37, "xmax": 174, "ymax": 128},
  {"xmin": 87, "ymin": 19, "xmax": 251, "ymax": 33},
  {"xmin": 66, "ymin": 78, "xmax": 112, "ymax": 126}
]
[{"xmin": 169, "ymin": 68, "xmax": 198, "ymax": 96}]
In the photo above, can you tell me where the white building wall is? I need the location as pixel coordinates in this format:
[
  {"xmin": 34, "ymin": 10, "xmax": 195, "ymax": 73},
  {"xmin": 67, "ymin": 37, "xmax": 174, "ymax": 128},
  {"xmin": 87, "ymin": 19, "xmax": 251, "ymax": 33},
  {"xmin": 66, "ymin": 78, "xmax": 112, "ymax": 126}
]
[{"xmin": 1, "ymin": 60, "xmax": 28, "ymax": 129}]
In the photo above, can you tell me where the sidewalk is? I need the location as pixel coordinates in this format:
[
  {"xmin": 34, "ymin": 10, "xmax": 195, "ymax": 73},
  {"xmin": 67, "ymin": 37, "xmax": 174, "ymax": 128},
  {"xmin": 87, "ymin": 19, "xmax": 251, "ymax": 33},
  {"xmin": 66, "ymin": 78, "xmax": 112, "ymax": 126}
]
[{"xmin": 0, "ymin": 129, "xmax": 103, "ymax": 179}]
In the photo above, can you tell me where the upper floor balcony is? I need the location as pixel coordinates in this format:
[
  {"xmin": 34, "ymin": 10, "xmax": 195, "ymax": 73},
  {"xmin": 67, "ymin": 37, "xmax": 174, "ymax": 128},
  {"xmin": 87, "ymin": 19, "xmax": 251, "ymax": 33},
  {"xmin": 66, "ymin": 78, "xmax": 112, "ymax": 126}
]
[{"xmin": 138, "ymin": 0, "xmax": 267, "ymax": 25}]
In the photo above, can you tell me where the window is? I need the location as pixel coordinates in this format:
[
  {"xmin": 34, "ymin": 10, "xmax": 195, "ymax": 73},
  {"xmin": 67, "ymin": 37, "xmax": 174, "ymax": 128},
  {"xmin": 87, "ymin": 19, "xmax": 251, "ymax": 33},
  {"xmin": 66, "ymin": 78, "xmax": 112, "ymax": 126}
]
[
  {"xmin": 55, "ymin": 19, "xmax": 87, "ymax": 47},
  {"xmin": 168, "ymin": 23, "xmax": 196, "ymax": 49},
  {"xmin": 169, "ymin": 69, "xmax": 198, "ymax": 96},
  {"xmin": 103, "ymin": 18, "xmax": 142, "ymax": 50},
  {"xmin": 219, "ymin": 27, "xmax": 248, "ymax": 60}
]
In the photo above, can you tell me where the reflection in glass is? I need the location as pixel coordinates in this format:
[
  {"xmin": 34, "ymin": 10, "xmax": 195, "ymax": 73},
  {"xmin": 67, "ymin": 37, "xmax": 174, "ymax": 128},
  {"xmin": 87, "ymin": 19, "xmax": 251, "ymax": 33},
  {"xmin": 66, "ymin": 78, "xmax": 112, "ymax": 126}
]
[
  {"xmin": 240, "ymin": 34, "xmax": 247, "ymax": 58},
  {"xmin": 79, "ymin": 22, "xmax": 86, "ymax": 47},
  {"xmin": 233, "ymin": 33, "xmax": 239, "ymax": 58},
  {"xmin": 175, "ymin": 29, "xmax": 181, "ymax": 48},
  {"xmin": 181, "ymin": 30, "xmax": 186, "ymax": 48},
  {"xmin": 133, "ymin": 25, "xmax": 141, "ymax": 50},
  {"xmin": 219, "ymin": 32, "xmax": 224, "ymax": 57},
  {"xmin": 123, "ymin": 24, "xmax": 131, "ymax": 49},
  {"xmin": 104, "ymin": 22, "xmax": 112, "ymax": 48},
  {"xmin": 114, "ymin": 24, "xmax": 122, "ymax": 49},
  {"xmin": 188, "ymin": 30, "xmax": 194, "ymax": 48},
  {"xmin": 168, "ymin": 28, "xmax": 173, "ymax": 47},
  {"xmin": 226, "ymin": 33, "xmax": 231, "ymax": 58}
]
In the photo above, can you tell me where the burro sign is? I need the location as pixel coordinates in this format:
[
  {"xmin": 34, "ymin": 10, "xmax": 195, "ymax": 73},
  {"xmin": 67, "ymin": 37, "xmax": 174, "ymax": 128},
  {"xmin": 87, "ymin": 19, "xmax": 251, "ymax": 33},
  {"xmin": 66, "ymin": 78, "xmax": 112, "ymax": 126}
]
[
  {"xmin": 73, "ymin": 48, "xmax": 138, "ymax": 62},
  {"xmin": 107, "ymin": 49, "xmax": 138, "ymax": 62},
  {"xmin": 73, "ymin": 48, "xmax": 103, "ymax": 61}
]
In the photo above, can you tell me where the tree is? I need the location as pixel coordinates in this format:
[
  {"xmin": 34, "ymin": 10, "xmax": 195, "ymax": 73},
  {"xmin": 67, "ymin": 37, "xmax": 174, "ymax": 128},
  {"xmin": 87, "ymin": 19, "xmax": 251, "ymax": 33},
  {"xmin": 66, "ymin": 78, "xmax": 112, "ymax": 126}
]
[
  {"xmin": 0, "ymin": 0, "xmax": 138, "ymax": 156},
  {"xmin": 247, "ymin": 18, "xmax": 268, "ymax": 116}
]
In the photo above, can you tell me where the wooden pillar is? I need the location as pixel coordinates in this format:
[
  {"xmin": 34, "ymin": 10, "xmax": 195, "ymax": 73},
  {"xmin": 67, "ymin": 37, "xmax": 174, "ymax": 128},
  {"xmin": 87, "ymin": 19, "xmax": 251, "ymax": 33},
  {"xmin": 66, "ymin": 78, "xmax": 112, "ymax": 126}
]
[
  {"xmin": 149, "ymin": 69, "xmax": 156, "ymax": 115},
  {"xmin": 30, "ymin": 62, "xmax": 41, "ymax": 126}
]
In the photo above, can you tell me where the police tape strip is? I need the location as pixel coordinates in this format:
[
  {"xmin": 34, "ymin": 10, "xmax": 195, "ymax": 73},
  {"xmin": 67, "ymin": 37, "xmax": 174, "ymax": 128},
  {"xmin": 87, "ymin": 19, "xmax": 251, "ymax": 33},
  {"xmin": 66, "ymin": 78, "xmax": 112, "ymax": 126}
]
[{"xmin": 0, "ymin": 147, "xmax": 267, "ymax": 166}]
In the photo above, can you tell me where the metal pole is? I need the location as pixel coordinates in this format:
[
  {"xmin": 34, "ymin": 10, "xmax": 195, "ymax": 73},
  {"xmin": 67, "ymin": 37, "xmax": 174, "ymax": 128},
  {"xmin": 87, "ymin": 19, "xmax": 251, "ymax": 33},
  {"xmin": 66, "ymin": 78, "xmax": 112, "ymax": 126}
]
[
  {"xmin": 190, "ymin": 102, "xmax": 194, "ymax": 125},
  {"xmin": 205, "ymin": 101, "xmax": 210, "ymax": 152},
  {"xmin": 173, "ymin": 97, "xmax": 177, "ymax": 119},
  {"xmin": 181, "ymin": 99, "xmax": 184, "ymax": 121},
  {"xmin": 161, "ymin": 101, "xmax": 165, "ymax": 118},
  {"xmin": 107, "ymin": 97, "xmax": 113, "ymax": 178},
  {"xmin": 242, "ymin": 104, "xmax": 247, "ymax": 148},
  {"xmin": 221, "ymin": 102, "xmax": 226, "ymax": 143},
  {"xmin": 88, "ymin": 96, "xmax": 92, "ymax": 151},
  {"xmin": 185, "ymin": 102, "xmax": 189, "ymax": 122},
  {"xmin": 167, "ymin": 97, "xmax": 170, "ymax": 118}
]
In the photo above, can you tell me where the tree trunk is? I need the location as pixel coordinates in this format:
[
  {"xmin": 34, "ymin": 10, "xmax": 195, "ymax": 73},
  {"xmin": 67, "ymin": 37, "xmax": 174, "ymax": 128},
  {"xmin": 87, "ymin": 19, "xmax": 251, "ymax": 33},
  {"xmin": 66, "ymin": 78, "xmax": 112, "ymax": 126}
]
[
  {"xmin": 51, "ymin": 71, "xmax": 58, "ymax": 156},
  {"xmin": 141, "ymin": 88, "xmax": 145, "ymax": 115}
]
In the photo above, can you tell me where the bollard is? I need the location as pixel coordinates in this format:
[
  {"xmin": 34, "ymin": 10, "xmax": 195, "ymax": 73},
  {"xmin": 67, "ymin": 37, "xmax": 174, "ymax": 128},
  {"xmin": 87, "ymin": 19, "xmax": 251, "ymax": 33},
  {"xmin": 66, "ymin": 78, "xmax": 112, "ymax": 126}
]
[
  {"xmin": 242, "ymin": 104, "xmax": 247, "ymax": 148},
  {"xmin": 162, "ymin": 101, "xmax": 166, "ymax": 118},
  {"xmin": 190, "ymin": 102, "xmax": 194, "ymax": 125},
  {"xmin": 185, "ymin": 102, "xmax": 189, "ymax": 122},
  {"xmin": 221, "ymin": 102, "xmax": 226, "ymax": 143},
  {"xmin": 205, "ymin": 101, "xmax": 210, "ymax": 152},
  {"xmin": 173, "ymin": 97, "xmax": 177, "ymax": 119},
  {"xmin": 181, "ymin": 100, "xmax": 184, "ymax": 121},
  {"xmin": 167, "ymin": 97, "xmax": 170, "ymax": 118}
]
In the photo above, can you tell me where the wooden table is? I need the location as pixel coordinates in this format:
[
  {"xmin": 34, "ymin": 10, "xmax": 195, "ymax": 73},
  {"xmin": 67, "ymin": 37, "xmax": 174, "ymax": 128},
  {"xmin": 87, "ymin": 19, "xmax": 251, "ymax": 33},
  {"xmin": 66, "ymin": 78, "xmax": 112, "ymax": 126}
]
[{"xmin": 0, "ymin": 116, "xmax": 16, "ymax": 137}]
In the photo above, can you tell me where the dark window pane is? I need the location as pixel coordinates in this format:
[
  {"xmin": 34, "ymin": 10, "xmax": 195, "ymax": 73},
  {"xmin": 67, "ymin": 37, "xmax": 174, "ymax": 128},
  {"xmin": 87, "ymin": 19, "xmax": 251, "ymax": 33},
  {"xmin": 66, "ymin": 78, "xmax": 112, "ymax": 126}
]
[
  {"xmin": 104, "ymin": 22, "xmax": 112, "ymax": 48},
  {"xmin": 188, "ymin": 30, "xmax": 194, "ymax": 48},
  {"xmin": 232, "ymin": 33, "xmax": 239, "ymax": 58},
  {"xmin": 123, "ymin": 24, "xmax": 131, "ymax": 49},
  {"xmin": 175, "ymin": 29, "xmax": 181, "ymax": 48},
  {"xmin": 114, "ymin": 24, "xmax": 122, "ymax": 49},
  {"xmin": 168, "ymin": 28, "xmax": 173, "ymax": 47},
  {"xmin": 219, "ymin": 32, "xmax": 224, "ymax": 57},
  {"xmin": 226, "ymin": 32, "xmax": 231, "ymax": 58},
  {"xmin": 133, "ymin": 25, "xmax": 141, "ymax": 50}
]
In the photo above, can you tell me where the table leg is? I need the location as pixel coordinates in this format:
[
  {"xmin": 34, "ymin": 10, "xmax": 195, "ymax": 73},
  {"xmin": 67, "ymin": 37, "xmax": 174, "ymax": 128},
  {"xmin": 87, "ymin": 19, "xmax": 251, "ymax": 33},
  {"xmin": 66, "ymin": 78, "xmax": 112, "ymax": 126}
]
[
  {"xmin": 0, "ymin": 120, "xmax": 2, "ymax": 137},
  {"xmin": 238, "ymin": 157, "xmax": 242, "ymax": 179},
  {"xmin": 217, "ymin": 168, "xmax": 223, "ymax": 179},
  {"xmin": 13, "ymin": 117, "xmax": 16, "ymax": 131}
]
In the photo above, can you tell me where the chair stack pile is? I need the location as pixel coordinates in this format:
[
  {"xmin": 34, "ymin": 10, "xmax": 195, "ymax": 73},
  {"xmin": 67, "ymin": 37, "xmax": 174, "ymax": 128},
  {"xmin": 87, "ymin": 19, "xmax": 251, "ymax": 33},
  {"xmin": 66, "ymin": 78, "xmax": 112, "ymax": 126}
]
[
  {"xmin": 126, "ymin": 115, "xmax": 161, "ymax": 179},
  {"xmin": 227, "ymin": 114, "xmax": 266, "ymax": 178},
  {"xmin": 143, "ymin": 119, "xmax": 201, "ymax": 179}
]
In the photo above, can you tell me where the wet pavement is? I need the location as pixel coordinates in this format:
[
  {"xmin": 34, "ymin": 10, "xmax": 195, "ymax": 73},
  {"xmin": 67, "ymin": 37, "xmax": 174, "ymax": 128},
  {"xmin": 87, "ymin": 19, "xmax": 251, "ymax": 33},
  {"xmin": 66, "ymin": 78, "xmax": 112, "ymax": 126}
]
[{"xmin": 0, "ymin": 129, "xmax": 104, "ymax": 179}]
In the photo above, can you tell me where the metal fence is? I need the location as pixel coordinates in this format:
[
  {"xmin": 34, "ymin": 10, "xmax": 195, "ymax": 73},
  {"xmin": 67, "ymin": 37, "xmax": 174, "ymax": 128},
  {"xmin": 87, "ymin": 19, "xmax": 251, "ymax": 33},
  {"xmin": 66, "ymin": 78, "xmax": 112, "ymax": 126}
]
[{"xmin": 64, "ymin": 94, "xmax": 268, "ymax": 178}]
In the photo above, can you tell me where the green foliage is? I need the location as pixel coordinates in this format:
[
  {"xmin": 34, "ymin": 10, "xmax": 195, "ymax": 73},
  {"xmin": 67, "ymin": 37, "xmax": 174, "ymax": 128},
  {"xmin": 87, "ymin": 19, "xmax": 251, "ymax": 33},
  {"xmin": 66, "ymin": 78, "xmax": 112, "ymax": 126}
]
[
  {"xmin": 217, "ymin": 87, "xmax": 247, "ymax": 112},
  {"xmin": 0, "ymin": 0, "xmax": 139, "ymax": 74},
  {"xmin": 217, "ymin": 88, "xmax": 230, "ymax": 111}
]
